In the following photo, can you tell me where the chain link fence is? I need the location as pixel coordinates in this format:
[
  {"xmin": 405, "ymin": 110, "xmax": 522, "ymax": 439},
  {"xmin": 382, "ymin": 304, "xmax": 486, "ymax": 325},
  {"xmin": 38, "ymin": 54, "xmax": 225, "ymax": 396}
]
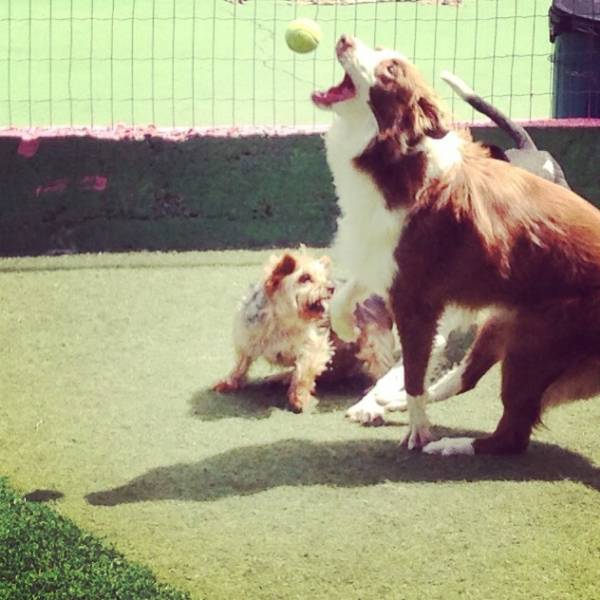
[{"xmin": 0, "ymin": 0, "xmax": 554, "ymax": 128}]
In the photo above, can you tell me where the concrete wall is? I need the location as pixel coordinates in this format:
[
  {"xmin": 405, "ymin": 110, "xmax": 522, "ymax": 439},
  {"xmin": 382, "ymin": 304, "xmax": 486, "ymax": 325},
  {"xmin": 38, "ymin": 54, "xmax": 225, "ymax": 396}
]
[{"xmin": 0, "ymin": 123, "xmax": 598, "ymax": 256}]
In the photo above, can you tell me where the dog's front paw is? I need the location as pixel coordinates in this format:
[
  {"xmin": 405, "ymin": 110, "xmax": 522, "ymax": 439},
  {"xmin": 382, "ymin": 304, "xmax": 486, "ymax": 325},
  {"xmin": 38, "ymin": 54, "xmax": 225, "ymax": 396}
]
[
  {"xmin": 373, "ymin": 373, "xmax": 408, "ymax": 412},
  {"xmin": 401, "ymin": 394, "xmax": 434, "ymax": 450},
  {"xmin": 423, "ymin": 437, "xmax": 475, "ymax": 456},
  {"xmin": 330, "ymin": 290, "xmax": 360, "ymax": 342},
  {"xmin": 346, "ymin": 391, "xmax": 386, "ymax": 426},
  {"xmin": 213, "ymin": 379, "xmax": 241, "ymax": 393},
  {"xmin": 331, "ymin": 310, "xmax": 359, "ymax": 343},
  {"xmin": 377, "ymin": 393, "xmax": 408, "ymax": 412},
  {"xmin": 288, "ymin": 390, "xmax": 316, "ymax": 413},
  {"xmin": 402, "ymin": 421, "xmax": 434, "ymax": 450}
]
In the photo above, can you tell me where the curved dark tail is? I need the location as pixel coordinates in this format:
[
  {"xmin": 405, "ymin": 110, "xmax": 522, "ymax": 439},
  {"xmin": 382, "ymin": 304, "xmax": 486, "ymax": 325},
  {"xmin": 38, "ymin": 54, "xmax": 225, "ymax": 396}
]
[{"xmin": 441, "ymin": 70, "xmax": 537, "ymax": 151}]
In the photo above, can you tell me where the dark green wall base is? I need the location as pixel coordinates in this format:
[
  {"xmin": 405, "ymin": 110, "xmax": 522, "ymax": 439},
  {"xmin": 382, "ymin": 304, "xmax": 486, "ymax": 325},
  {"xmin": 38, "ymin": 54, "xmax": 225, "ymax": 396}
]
[{"xmin": 0, "ymin": 126, "xmax": 598, "ymax": 256}]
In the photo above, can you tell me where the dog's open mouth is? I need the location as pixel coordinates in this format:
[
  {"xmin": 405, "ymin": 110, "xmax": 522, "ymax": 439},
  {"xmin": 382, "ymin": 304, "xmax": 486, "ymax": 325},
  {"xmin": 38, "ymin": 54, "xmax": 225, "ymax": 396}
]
[
  {"xmin": 309, "ymin": 300, "xmax": 325, "ymax": 313},
  {"xmin": 304, "ymin": 299, "xmax": 326, "ymax": 319},
  {"xmin": 311, "ymin": 73, "xmax": 357, "ymax": 107}
]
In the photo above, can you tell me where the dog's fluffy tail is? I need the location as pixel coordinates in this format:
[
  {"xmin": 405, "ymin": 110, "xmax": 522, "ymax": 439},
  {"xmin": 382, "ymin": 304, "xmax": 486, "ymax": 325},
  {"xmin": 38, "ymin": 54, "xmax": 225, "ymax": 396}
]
[{"xmin": 441, "ymin": 70, "xmax": 537, "ymax": 151}]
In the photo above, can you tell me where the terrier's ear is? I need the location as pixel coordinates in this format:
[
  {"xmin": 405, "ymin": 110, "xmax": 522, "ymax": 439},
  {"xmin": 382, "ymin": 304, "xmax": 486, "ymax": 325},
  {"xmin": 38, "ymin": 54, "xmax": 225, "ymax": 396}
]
[{"xmin": 265, "ymin": 254, "xmax": 297, "ymax": 296}]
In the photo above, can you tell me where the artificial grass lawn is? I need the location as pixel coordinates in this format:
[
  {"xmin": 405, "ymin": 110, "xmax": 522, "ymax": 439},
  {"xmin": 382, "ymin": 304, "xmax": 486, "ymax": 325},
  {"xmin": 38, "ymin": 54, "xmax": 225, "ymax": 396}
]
[
  {"xmin": 1, "ymin": 0, "xmax": 552, "ymax": 128},
  {"xmin": 1, "ymin": 250, "xmax": 600, "ymax": 599}
]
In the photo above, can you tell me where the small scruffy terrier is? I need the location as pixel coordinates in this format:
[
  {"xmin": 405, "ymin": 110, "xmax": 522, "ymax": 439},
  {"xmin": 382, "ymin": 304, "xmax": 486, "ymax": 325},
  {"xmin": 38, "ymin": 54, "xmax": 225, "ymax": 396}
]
[{"xmin": 213, "ymin": 250, "xmax": 396, "ymax": 412}]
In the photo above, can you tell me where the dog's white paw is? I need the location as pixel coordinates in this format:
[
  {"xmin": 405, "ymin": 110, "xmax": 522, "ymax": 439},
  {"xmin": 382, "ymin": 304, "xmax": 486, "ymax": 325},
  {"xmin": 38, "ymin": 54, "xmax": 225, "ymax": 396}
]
[
  {"xmin": 330, "ymin": 287, "xmax": 360, "ymax": 342},
  {"xmin": 381, "ymin": 395, "xmax": 408, "ymax": 412},
  {"xmin": 366, "ymin": 363, "xmax": 407, "ymax": 411},
  {"xmin": 402, "ymin": 422, "xmax": 434, "ymax": 450},
  {"xmin": 374, "ymin": 385, "xmax": 408, "ymax": 412},
  {"xmin": 423, "ymin": 437, "xmax": 475, "ymax": 456},
  {"xmin": 346, "ymin": 392, "xmax": 386, "ymax": 426},
  {"xmin": 331, "ymin": 311, "xmax": 359, "ymax": 343},
  {"xmin": 401, "ymin": 394, "xmax": 434, "ymax": 450}
]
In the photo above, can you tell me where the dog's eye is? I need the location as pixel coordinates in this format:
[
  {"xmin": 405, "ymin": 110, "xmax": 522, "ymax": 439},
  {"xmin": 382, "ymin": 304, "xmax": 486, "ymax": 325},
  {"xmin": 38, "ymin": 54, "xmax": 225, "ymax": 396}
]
[
  {"xmin": 298, "ymin": 273, "xmax": 313, "ymax": 284},
  {"xmin": 387, "ymin": 62, "xmax": 398, "ymax": 77}
]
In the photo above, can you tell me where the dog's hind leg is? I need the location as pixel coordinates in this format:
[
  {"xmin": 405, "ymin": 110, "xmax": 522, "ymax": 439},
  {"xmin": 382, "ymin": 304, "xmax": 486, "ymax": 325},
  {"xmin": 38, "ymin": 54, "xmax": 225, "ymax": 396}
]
[
  {"xmin": 348, "ymin": 312, "xmax": 507, "ymax": 428},
  {"xmin": 428, "ymin": 313, "xmax": 509, "ymax": 404},
  {"xmin": 472, "ymin": 312, "xmax": 600, "ymax": 454},
  {"xmin": 424, "ymin": 346, "xmax": 565, "ymax": 457},
  {"xmin": 471, "ymin": 348, "xmax": 572, "ymax": 455},
  {"xmin": 379, "ymin": 313, "xmax": 508, "ymax": 413}
]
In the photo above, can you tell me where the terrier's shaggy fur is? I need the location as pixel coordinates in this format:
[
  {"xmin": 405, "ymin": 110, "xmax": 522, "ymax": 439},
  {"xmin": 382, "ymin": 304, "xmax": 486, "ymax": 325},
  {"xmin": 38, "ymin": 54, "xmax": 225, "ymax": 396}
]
[{"xmin": 214, "ymin": 250, "xmax": 396, "ymax": 412}]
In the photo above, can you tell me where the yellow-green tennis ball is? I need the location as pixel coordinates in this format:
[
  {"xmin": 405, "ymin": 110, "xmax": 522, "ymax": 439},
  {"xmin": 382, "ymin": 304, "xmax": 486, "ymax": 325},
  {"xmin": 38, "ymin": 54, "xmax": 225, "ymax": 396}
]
[{"xmin": 285, "ymin": 18, "xmax": 322, "ymax": 54}]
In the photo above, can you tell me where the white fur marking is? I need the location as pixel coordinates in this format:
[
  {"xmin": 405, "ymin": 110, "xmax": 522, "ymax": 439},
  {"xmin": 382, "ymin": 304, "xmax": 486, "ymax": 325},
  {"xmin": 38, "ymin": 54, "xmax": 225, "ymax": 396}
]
[
  {"xmin": 373, "ymin": 362, "xmax": 406, "ymax": 406},
  {"xmin": 346, "ymin": 389, "xmax": 387, "ymax": 424},
  {"xmin": 420, "ymin": 132, "xmax": 464, "ymax": 181},
  {"xmin": 428, "ymin": 361, "xmax": 466, "ymax": 403},
  {"xmin": 323, "ymin": 37, "xmax": 413, "ymax": 296},
  {"xmin": 330, "ymin": 279, "xmax": 367, "ymax": 342},
  {"xmin": 404, "ymin": 393, "xmax": 433, "ymax": 449},
  {"xmin": 326, "ymin": 108, "xmax": 406, "ymax": 296},
  {"xmin": 346, "ymin": 362, "xmax": 405, "ymax": 424},
  {"xmin": 423, "ymin": 437, "xmax": 475, "ymax": 456}
]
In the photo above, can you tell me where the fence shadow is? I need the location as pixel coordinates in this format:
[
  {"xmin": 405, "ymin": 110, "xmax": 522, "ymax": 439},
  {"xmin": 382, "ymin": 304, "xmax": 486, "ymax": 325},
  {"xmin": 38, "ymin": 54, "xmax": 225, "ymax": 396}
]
[{"xmin": 86, "ymin": 430, "xmax": 600, "ymax": 506}]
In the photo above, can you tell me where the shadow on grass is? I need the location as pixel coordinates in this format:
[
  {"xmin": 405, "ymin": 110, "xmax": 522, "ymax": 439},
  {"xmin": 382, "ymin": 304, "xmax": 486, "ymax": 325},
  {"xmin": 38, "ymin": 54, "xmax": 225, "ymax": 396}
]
[
  {"xmin": 86, "ymin": 430, "xmax": 600, "ymax": 506},
  {"xmin": 23, "ymin": 489, "xmax": 65, "ymax": 503},
  {"xmin": 190, "ymin": 378, "xmax": 371, "ymax": 421}
]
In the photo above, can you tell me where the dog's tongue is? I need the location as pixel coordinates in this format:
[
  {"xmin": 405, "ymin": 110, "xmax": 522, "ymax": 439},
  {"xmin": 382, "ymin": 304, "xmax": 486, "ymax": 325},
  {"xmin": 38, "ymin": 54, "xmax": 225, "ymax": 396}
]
[{"xmin": 311, "ymin": 73, "xmax": 356, "ymax": 107}]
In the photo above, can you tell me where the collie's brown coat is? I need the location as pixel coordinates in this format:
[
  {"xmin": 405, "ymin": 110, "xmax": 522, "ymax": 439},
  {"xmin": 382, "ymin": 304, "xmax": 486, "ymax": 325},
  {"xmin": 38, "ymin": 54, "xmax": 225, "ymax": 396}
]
[{"xmin": 358, "ymin": 52, "xmax": 600, "ymax": 454}]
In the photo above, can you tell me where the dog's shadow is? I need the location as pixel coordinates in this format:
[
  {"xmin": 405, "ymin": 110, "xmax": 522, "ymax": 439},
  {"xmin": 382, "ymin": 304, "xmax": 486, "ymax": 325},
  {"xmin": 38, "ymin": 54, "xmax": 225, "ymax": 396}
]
[
  {"xmin": 190, "ymin": 377, "xmax": 371, "ymax": 421},
  {"xmin": 86, "ymin": 430, "xmax": 600, "ymax": 506}
]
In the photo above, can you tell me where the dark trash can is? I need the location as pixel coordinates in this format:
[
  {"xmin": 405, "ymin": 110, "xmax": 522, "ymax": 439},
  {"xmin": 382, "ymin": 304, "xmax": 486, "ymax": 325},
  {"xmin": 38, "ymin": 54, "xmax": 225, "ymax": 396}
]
[{"xmin": 550, "ymin": 0, "xmax": 600, "ymax": 117}]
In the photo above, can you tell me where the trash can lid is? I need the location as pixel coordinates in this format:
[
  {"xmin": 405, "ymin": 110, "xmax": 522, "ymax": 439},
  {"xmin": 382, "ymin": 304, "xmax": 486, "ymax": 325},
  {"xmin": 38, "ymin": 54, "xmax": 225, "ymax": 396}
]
[{"xmin": 550, "ymin": 1, "xmax": 600, "ymax": 41}]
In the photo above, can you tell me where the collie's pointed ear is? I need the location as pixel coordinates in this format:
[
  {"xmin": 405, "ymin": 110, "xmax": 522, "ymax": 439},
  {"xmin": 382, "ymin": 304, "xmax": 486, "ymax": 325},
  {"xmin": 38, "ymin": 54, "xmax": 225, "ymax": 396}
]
[{"xmin": 265, "ymin": 254, "xmax": 297, "ymax": 296}]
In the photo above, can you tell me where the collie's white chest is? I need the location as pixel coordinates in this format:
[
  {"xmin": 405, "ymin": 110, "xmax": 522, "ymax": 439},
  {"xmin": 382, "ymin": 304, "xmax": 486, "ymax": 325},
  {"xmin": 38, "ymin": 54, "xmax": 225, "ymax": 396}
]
[{"xmin": 325, "ymin": 116, "xmax": 406, "ymax": 295}]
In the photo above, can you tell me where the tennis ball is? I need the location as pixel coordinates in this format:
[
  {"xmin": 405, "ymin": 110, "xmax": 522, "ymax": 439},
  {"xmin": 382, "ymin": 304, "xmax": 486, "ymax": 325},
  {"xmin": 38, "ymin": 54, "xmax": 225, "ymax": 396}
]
[{"xmin": 285, "ymin": 18, "xmax": 322, "ymax": 54}]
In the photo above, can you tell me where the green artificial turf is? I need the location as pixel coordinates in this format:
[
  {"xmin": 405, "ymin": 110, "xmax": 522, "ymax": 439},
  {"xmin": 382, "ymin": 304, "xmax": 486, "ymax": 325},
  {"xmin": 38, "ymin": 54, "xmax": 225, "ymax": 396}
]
[
  {"xmin": 0, "ymin": 478, "xmax": 189, "ymax": 600},
  {"xmin": 0, "ymin": 0, "xmax": 553, "ymax": 128},
  {"xmin": 2, "ymin": 250, "xmax": 600, "ymax": 599}
]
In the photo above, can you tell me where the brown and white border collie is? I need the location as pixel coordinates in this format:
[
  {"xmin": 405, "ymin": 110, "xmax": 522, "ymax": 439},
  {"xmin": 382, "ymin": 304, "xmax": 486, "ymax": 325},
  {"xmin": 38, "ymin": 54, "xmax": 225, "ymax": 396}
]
[{"xmin": 313, "ymin": 35, "xmax": 600, "ymax": 456}]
